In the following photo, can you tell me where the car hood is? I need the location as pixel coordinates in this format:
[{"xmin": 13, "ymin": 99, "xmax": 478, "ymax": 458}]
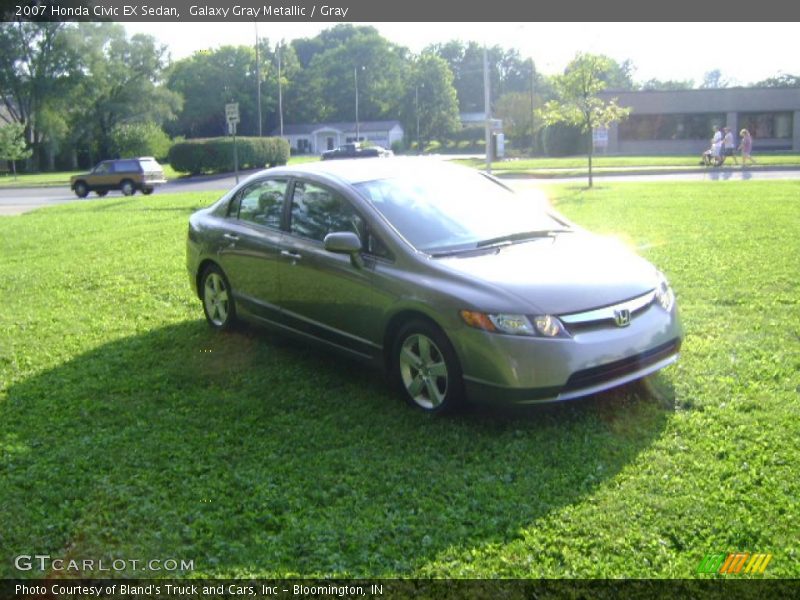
[{"xmin": 435, "ymin": 232, "xmax": 658, "ymax": 315}]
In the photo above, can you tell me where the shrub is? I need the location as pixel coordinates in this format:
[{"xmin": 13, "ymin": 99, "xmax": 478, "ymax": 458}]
[
  {"xmin": 110, "ymin": 122, "xmax": 171, "ymax": 161},
  {"xmin": 168, "ymin": 137, "xmax": 290, "ymax": 174},
  {"xmin": 541, "ymin": 123, "xmax": 586, "ymax": 157}
]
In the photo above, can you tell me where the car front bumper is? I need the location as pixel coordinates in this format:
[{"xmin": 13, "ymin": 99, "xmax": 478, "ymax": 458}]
[{"xmin": 453, "ymin": 303, "xmax": 683, "ymax": 404}]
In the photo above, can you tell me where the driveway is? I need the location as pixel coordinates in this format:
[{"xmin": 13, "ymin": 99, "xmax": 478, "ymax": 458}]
[{"xmin": 2, "ymin": 166, "xmax": 799, "ymax": 216}]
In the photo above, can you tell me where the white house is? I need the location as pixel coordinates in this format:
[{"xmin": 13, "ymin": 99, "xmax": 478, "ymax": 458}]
[{"xmin": 273, "ymin": 120, "xmax": 404, "ymax": 154}]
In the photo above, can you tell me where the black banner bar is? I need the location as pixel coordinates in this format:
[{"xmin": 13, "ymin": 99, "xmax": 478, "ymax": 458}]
[
  {"xmin": 3, "ymin": 0, "xmax": 800, "ymax": 22},
  {"xmin": 3, "ymin": 579, "xmax": 800, "ymax": 600}
]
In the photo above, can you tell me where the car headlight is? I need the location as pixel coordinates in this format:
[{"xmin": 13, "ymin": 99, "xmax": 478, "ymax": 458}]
[
  {"xmin": 655, "ymin": 273, "xmax": 675, "ymax": 312},
  {"xmin": 460, "ymin": 311, "xmax": 568, "ymax": 338}
]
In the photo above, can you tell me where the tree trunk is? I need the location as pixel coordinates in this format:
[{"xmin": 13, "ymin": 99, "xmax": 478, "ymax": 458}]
[
  {"xmin": 587, "ymin": 129, "xmax": 594, "ymax": 188},
  {"xmin": 12, "ymin": 160, "xmax": 17, "ymax": 181}
]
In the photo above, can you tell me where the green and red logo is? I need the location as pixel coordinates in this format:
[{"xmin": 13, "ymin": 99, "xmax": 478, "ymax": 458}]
[{"xmin": 697, "ymin": 552, "xmax": 773, "ymax": 575}]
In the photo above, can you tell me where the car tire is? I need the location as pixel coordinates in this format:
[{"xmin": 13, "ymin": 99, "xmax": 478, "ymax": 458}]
[
  {"xmin": 200, "ymin": 265, "xmax": 237, "ymax": 330},
  {"xmin": 74, "ymin": 182, "xmax": 89, "ymax": 198},
  {"xmin": 392, "ymin": 319, "xmax": 464, "ymax": 414},
  {"xmin": 96, "ymin": 190, "xmax": 108, "ymax": 197},
  {"xmin": 120, "ymin": 180, "xmax": 135, "ymax": 196},
  {"xmin": 142, "ymin": 187, "xmax": 154, "ymax": 195}
]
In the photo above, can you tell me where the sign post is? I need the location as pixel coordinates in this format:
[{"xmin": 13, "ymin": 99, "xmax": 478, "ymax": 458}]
[{"xmin": 225, "ymin": 103, "xmax": 240, "ymax": 183}]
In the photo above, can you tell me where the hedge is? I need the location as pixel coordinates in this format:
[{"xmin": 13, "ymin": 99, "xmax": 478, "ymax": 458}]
[{"xmin": 168, "ymin": 137, "xmax": 290, "ymax": 174}]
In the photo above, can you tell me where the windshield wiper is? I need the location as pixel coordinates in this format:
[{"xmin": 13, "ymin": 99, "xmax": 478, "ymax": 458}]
[{"xmin": 476, "ymin": 229, "xmax": 572, "ymax": 248}]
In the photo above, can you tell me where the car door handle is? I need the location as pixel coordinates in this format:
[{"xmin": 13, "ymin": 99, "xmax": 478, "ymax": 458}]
[
  {"xmin": 280, "ymin": 249, "xmax": 302, "ymax": 261},
  {"xmin": 223, "ymin": 233, "xmax": 239, "ymax": 242}
]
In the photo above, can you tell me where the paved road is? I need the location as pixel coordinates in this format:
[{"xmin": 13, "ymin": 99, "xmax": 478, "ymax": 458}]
[{"xmin": 2, "ymin": 166, "xmax": 799, "ymax": 216}]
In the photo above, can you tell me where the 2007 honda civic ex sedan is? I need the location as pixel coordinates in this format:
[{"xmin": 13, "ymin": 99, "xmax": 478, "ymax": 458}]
[{"xmin": 187, "ymin": 158, "xmax": 683, "ymax": 413}]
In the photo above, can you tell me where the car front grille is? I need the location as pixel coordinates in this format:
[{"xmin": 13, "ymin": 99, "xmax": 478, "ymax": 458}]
[{"xmin": 562, "ymin": 338, "xmax": 681, "ymax": 392}]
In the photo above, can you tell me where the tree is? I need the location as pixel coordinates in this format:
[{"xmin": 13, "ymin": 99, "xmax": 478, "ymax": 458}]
[
  {"xmin": 495, "ymin": 91, "xmax": 544, "ymax": 151},
  {"xmin": 538, "ymin": 53, "xmax": 631, "ymax": 187},
  {"xmin": 754, "ymin": 72, "xmax": 800, "ymax": 88},
  {"xmin": 0, "ymin": 122, "xmax": 33, "ymax": 180},
  {"xmin": 400, "ymin": 54, "xmax": 460, "ymax": 150},
  {"xmin": 700, "ymin": 69, "xmax": 730, "ymax": 89},
  {"xmin": 0, "ymin": 22, "xmax": 79, "ymax": 169},
  {"xmin": 66, "ymin": 23, "xmax": 180, "ymax": 161},
  {"xmin": 303, "ymin": 30, "xmax": 409, "ymax": 123},
  {"xmin": 640, "ymin": 78, "xmax": 694, "ymax": 91}
]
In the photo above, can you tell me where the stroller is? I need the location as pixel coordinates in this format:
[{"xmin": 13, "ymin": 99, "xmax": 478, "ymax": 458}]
[{"xmin": 701, "ymin": 142, "xmax": 724, "ymax": 167}]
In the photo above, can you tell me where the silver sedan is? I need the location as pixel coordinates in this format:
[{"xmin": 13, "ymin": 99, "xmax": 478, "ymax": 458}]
[{"xmin": 187, "ymin": 159, "xmax": 683, "ymax": 413}]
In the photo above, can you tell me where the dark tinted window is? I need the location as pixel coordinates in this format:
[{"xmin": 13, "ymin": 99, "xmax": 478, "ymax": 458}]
[
  {"xmin": 290, "ymin": 181, "xmax": 364, "ymax": 242},
  {"xmin": 619, "ymin": 113, "xmax": 726, "ymax": 141},
  {"xmin": 114, "ymin": 160, "xmax": 140, "ymax": 172},
  {"xmin": 236, "ymin": 179, "xmax": 288, "ymax": 229}
]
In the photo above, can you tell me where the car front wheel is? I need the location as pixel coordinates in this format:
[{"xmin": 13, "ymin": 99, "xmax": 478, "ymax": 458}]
[
  {"xmin": 200, "ymin": 265, "xmax": 236, "ymax": 330},
  {"xmin": 393, "ymin": 320, "xmax": 463, "ymax": 414},
  {"xmin": 74, "ymin": 182, "xmax": 89, "ymax": 198},
  {"xmin": 120, "ymin": 180, "xmax": 135, "ymax": 196}
]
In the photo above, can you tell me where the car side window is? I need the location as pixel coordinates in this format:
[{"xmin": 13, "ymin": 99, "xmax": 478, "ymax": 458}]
[
  {"xmin": 94, "ymin": 162, "xmax": 111, "ymax": 174},
  {"xmin": 366, "ymin": 231, "xmax": 393, "ymax": 261},
  {"xmin": 235, "ymin": 179, "xmax": 288, "ymax": 229},
  {"xmin": 289, "ymin": 181, "xmax": 364, "ymax": 243}
]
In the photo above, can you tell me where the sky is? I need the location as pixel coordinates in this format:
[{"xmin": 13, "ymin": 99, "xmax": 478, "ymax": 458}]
[{"xmin": 123, "ymin": 22, "xmax": 799, "ymax": 86}]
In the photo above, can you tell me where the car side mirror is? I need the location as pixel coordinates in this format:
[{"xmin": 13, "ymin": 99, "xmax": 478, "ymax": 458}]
[{"xmin": 324, "ymin": 231, "xmax": 363, "ymax": 268}]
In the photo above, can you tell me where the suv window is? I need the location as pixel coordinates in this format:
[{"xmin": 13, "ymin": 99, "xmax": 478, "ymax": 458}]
[
  {"xmin": 114, "ymin": 160, "xmax": 140, "ymax": 173},
  {"xmin": 290, "ymin": 181, "xmax": 364, "ymax": 242},
  {"xmin": 235, "ymin": 179, "xmax": 287, "ymax": 229},
  {"xmin": 93, "ymin": 162, "xmax": 112, "ymax": 174},
  {"xmin": 138, "ymin": 159, "xmax": 162, "ymax": 172}
]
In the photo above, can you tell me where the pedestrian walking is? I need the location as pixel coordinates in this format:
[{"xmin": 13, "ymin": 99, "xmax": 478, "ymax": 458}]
[
  {"xmin": 739, "ymin": 129, "xmax": 756, "ymax": 167},
  {"xmin": 723, "ymin": 127, "xmax": 738, "ymax": 165}
]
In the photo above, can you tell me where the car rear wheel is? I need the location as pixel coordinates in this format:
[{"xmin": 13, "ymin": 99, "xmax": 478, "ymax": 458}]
[
  {"xmin": 120, "ymin": 180, "xmax": 135, "ymax": 196},
  {"xmin": 74, "ymin": 182, "xmax": 89, "ymax": 198},
  {"xmin": 200, "ymin": 265, "xmax": 236, "ymax": 330},
  {"xmin": 393, "ymin": 320, "xmax": 463, "ymax": 414}
]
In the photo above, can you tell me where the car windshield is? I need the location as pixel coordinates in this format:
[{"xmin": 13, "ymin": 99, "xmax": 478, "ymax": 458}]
[{"xmin": 354, "ymin": 168, "xmax": 564, "ymax": 253}]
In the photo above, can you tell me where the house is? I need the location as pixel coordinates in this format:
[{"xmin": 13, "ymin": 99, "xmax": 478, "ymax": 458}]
[
  {"xmin": 597, "ymin": 87, "xmax": 800, "ymax": 154},
  {"xmin": 459, "ymin": 112, "xmax": 503, "ymax": 132},
  {"xmin": 273, "ymin": 120, "xmax": 404, "ymax": 154}
]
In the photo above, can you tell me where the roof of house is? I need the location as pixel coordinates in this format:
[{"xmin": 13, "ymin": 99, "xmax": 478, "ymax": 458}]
[{"xmin": 273, "ymin": 120, "xmax": 402, "ymax": 136}]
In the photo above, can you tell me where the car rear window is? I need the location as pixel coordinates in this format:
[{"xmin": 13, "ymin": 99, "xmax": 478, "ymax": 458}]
[{"xmin": 138, "ymin": 159, "xmax": 162, "ymax": 172}]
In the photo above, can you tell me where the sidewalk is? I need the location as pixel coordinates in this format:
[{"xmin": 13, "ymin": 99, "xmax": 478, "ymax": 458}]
[{"xmin": 491, "ymin": 164, "xmax": 800, "ymax": 179}]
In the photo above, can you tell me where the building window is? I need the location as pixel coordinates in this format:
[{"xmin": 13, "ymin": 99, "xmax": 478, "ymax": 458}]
[
  {"xmin": 619, "ymin": 113, "xmax": 726, "ymax": 141},
  {"xmin": 738, "ymin": 112, "xmax": 793, "ymax": 139}
]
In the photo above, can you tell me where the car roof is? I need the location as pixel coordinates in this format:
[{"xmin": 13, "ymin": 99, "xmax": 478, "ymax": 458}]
[{"xmin": 264, "ymin": 157, "xmax": 473, "ymax": 185}]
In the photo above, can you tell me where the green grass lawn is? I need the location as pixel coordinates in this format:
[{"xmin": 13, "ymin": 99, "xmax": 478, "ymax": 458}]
[
  {"xmin": 455, "ymin": 153, "xmax": 800, "ymax": 173},
  {"xmin": 1, "ymin": 181, "xmax": 798, "ymax": 578}
]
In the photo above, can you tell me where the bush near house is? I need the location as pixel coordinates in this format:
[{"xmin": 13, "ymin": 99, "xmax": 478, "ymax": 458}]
[{"xmin": 168, "ymin": 137, "xmax": 290, "ymax": 174}]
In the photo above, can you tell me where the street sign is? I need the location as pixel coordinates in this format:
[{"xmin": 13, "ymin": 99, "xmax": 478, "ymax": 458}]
[
  {"xmin": 593, "ymin": 126, "xmax": 609, "ymax": 148},
  {"xmin": 225, "ymin": 102, "xmax": 240, "ymax": 124}
]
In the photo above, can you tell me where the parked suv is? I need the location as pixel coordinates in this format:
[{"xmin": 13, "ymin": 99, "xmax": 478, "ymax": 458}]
[{"xmin": 70, "ymin": 157, "xmax": 166, "ymax": 198}]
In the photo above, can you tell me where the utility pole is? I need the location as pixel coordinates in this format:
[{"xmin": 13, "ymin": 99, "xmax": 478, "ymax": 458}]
[
  {"xmin": 354, "ymin": 66, "xmax": 360, "ymax": 141},
  {"xmin": 415, "ymin": 84, "xmax": 420, "ymax": 154},
  {"xmin": 483, "ymin": 46, "xmax": 491, "ymax": 174},
  {"xmin": 529, "ymin": 58, "xmax": 536, "ymax": 154},
  {"xmin": 255, "ymin": 23, "xmax": 262, "ymax": 137},
  {"xmin": 277, "ymin": 42, "xmax": 284, "ymax": 137}
]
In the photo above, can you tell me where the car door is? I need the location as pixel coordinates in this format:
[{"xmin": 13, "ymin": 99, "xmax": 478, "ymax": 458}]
[
  {"xmin": 217, "ymin": 177, "xmax": 288, "ymax": 321},
  {"xmin": 278, "ymin": 178, "xmax": 379, "ymax": 358},
  {"xmin": 90, "ymin": 161, "xmax": 116, "ymax": 190}
]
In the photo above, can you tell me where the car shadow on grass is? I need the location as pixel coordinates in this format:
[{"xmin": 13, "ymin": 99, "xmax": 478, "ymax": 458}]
[{"xmin": 1, "ymin": 320, "xmax": 674, "ymax": 578}]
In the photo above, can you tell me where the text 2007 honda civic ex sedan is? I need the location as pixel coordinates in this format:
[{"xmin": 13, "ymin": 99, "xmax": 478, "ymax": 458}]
[{"xmin": 187, "ymin": 159, "xmax": 683, "ymax": 413}]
